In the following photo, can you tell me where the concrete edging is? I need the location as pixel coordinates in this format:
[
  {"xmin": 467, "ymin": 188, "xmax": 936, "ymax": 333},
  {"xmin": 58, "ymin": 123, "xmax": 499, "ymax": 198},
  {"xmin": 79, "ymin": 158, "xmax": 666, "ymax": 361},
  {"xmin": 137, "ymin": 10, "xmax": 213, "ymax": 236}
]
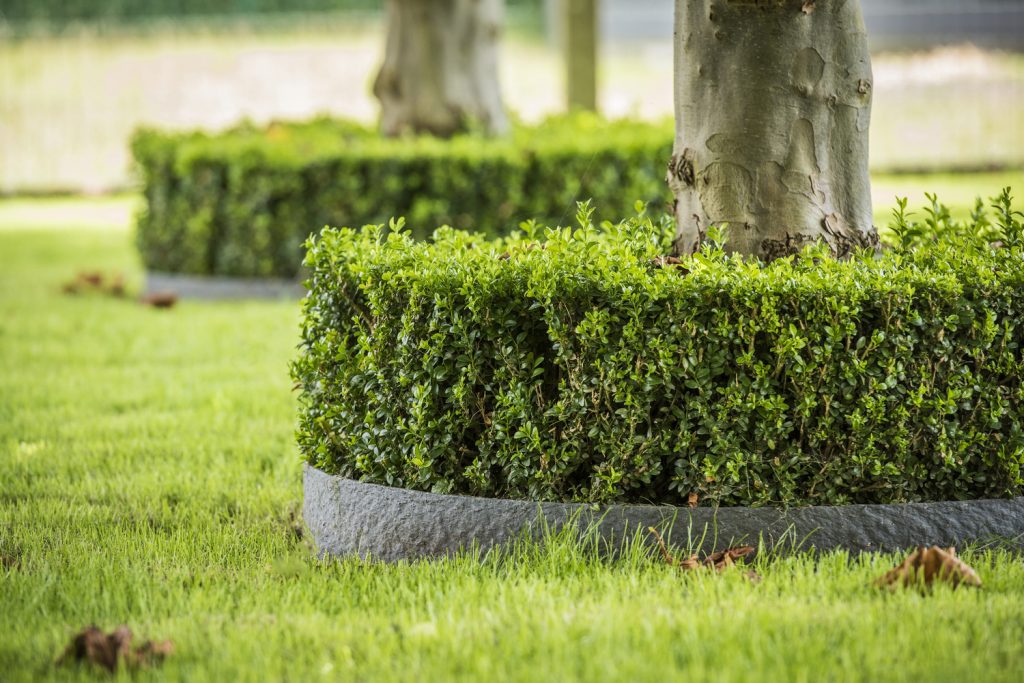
[
  {"xmin": 303, "ymin": 464, "xmax": 1024, "ymax": 561},
  {"xmin": 145, "ymin": 271, "xmax": 305, "ymax": 300}
]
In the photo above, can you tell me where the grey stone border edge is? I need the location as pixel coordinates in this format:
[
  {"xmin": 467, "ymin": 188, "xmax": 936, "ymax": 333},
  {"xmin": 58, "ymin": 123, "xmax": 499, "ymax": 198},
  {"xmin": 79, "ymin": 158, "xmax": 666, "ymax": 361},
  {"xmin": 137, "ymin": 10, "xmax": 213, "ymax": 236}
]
[
  {"xmin": 303, "ymin": 464, "xmax": 1024, "ymax": 562},
  {"xmin": 145, "ymin": 271, "xmax": 306, "ymax": 300}
]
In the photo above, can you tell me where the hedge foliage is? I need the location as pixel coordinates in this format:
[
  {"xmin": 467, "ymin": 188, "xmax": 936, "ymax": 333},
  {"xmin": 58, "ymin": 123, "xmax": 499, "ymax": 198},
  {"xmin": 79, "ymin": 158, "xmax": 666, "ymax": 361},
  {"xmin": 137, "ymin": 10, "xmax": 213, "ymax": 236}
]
[
  {"xmin": 2, "ymin": 0, "xmax": 540, "ymax": 24},
  {"xmin": 131, "ymin": 115, "xmax": 672, "ymax": 278},
  {"xmin": 293, "ymin": 191, "xmax": 1024, "ymax": 507}
]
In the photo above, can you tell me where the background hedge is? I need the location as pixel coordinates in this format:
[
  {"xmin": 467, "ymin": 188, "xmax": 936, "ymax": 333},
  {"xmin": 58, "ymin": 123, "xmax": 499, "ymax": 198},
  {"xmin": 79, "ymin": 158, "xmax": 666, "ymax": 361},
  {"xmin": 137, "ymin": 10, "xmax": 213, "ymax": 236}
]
[
  {"xmin": 132, "ymin": 115, "xmax": 673, "ymax": 278},
  {"xmin": 1, "ymin": 0, "xmax": 541, "ymax": 24},
  {"xmin": 293, "ymin": 192, "xmax": 1024, "ymax": 507}
]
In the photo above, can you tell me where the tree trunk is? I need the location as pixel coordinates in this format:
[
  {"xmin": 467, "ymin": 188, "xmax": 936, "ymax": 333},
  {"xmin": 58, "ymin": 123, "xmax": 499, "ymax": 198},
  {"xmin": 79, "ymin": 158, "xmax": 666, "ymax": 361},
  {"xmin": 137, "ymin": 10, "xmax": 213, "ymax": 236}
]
[
  {"xmin": 373, "ymin": 0, "xmax": 509, "ymax": 138},
  {"xmin": 565, "ymin": 0, "xmax": 598, "ymax": 111},
  {"xmin": 669, "ymin": 0, "xmax": 880, "ymax": 260}
]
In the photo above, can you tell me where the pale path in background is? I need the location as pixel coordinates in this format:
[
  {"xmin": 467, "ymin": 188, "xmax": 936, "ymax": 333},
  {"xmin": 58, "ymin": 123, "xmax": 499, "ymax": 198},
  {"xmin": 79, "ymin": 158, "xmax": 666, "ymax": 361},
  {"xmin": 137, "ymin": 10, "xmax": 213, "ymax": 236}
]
[{"xmin": 1, "ymin": 25, "xmax": 1022, "ymax": 193}]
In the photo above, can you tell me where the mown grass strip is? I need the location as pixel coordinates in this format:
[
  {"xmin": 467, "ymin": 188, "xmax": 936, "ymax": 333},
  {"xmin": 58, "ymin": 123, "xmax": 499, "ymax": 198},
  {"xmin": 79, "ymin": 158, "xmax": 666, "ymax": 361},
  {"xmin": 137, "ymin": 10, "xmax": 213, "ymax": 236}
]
[{"xmin": 2, "ymin": 200, "xmax": 1024, "ymax": 682}]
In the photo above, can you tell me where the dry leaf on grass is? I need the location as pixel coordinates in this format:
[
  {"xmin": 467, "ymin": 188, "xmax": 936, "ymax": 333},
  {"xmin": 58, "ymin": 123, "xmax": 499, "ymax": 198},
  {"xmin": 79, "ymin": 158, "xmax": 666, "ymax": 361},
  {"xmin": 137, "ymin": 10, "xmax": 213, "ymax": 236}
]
[
  {"xmin": 78, "ymin": 271, "xmax": 105, "ymax": 287},
  {"xmin": 875, "ymin": 546, "xmax": 982, "ymax": 590},
  {"xmin": 62, "ymin": 271, "xmax": 128, "ymax": 298},
  {"xmin": 140, "ymin": 291, "xmax": 178, "ymax": 309},
  {"xmin": 704, "ymin": 545, "xmax": 757, "ymax": 571},
  {"xmin": 649, "ymin": 527, "xmax": 757, "ymax": 577},
  {"xmin": 57, "ymin": 625, "xmax": 173, "ymax": 673},
  {"xmin": 57, "ymin": 626, "xmax": 131, "ymax": 673},
  {"xmin": 62, "ymin": 271, "xmax": 102, "ymax": 295}
]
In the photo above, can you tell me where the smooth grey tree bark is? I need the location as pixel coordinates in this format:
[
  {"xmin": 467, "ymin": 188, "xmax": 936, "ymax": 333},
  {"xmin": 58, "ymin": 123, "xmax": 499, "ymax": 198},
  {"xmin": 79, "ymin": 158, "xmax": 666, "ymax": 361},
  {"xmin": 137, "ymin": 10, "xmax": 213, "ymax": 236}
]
[
  {"xmin": 669, "ymin": 0, "xmax": 880, "ymax": 259},
  {"xmin": 565, "ymin": 0, "xmax": 597, "ymax": 111},
  {"xmin": 373, "ymin": 0, "xmax": 509, "ymax": 137}
]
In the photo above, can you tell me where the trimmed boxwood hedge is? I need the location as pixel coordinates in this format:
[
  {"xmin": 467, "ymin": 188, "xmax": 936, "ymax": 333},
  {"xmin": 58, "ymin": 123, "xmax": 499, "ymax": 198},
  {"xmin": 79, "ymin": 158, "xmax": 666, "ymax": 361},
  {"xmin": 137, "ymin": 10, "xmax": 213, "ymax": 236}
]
[
  {"xmin": 131, "ymin": 115, "xmax": 672, "ymax": 278},
  {"xmin": 292, "ymin": 192, "xmax": 1024, "ymax": 507}
]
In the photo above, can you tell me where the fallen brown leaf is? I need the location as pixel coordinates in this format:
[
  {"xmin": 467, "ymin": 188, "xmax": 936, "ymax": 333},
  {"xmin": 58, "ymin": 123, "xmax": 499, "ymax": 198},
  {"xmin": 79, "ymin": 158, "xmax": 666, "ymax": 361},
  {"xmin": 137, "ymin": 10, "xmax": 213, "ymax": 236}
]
[
  {"xmin": 704, "ymin": 545, "xmax": 757, "ymax": 571},
  {"xmin": 650, "ymin": 255, "xmax": 690, "ymax": 274},
  {"xmin": 141, "ymin": 291, "xmax": 178, "ymax": 309},
  {"xmin": 875, "ymin": 546, "xmax": 982, "ymax": 590},
  {"xmin": 62, "ymin": 271, "xmax": 129, "ymax": 298},
  {"xmin": 77, "ymin": 271, "xmax": 105, "ymax": 287},
  {"xmin": 57, "ymin": 626, "xmax": 132, "ymax": 673},
  {"xmin": 57, "ymin": 625, "xmax": 173, "ymax": 673},
  {"xmin": 649, "ymin": 527, "xmax": 756, "ymax": 575}
]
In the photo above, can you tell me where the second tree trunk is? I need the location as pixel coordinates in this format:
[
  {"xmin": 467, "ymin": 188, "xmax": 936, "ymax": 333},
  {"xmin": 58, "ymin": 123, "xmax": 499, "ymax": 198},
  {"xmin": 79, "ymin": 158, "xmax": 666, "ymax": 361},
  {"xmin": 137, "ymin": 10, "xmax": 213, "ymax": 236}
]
[{"xmin": 374, "ymin": 0, "xmax": 509, "ymax": 138}]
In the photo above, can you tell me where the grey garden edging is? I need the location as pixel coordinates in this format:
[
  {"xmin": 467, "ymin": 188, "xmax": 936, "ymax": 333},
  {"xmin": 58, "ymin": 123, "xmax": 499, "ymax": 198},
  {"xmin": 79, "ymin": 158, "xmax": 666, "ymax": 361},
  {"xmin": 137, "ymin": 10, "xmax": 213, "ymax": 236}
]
[
  {"xmin": 303, "ymin": 464, "xmax": 1024, "ymax": 562},
  {"xmin": 145, "ymin": 271, "xmax": 305, "ymax": 300}
]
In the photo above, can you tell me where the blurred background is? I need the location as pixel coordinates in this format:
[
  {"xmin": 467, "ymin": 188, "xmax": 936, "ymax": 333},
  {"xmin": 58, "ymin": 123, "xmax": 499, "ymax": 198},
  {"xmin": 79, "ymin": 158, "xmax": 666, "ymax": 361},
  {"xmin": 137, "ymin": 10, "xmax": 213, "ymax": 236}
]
[{"xmin": 1, "ymin": 0, "xmax": 1022, "ymax": 196}]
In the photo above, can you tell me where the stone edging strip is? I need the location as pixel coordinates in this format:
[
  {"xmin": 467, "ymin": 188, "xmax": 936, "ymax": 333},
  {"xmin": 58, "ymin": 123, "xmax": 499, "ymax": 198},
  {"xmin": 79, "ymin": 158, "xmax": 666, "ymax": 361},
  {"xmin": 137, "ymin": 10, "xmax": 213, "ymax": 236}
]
[
  {"xmin": 145, "ymin": 271, "xmax": 306, "ymax": 300},
  {"xmin": 303, "ymin": 464, "xmax": 1024, "ymax": 561}
]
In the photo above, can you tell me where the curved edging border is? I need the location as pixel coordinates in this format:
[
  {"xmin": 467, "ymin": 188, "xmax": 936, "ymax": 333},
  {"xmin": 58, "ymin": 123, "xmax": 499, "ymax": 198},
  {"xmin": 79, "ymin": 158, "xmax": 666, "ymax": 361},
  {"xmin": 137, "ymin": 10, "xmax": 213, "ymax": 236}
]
[
  {"xmin": 145, "ymin": 271, "xmax": 305, "ymax": 300},
  {"xmin": 303, "ymin": 464, "xmax": 1024, "ymax": 561}
]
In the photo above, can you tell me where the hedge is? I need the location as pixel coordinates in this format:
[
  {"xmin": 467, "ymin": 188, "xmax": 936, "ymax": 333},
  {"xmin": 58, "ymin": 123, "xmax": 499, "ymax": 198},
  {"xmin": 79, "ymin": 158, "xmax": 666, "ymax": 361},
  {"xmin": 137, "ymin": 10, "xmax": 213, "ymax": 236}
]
[
  {"xmin": 131, "ymin": 115, "xmax": 673, "ymax": 278},
  {"xmin": 292, "ymin": 191, "xmax": 1024, "ymax": 508},
  {"xmin": 1, "ymin": 0, "xmax": 540, "ymax": 24}
]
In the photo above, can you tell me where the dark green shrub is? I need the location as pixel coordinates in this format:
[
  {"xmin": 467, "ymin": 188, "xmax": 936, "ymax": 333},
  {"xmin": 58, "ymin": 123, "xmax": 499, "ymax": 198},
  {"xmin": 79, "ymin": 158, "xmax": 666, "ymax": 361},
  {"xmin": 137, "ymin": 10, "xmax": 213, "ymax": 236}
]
[
  {"xmin": 131, "ymin": 115, "xmax": 673, "ymax": 278},
  {"xmin": 293, "ymin": 192, "xmax": 1024, "ymax": 507},
  {"xmin": 1, "ymin": 1, "xmax": 539, "ymax": 24}
]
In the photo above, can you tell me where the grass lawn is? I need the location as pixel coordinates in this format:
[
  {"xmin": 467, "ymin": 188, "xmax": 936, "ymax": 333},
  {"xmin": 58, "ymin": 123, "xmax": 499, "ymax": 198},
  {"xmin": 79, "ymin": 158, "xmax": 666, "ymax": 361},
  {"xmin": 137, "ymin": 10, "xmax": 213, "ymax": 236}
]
[{"xmin": 3, "ymin": 187, "xmax": 1024, "ymax": 681}]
